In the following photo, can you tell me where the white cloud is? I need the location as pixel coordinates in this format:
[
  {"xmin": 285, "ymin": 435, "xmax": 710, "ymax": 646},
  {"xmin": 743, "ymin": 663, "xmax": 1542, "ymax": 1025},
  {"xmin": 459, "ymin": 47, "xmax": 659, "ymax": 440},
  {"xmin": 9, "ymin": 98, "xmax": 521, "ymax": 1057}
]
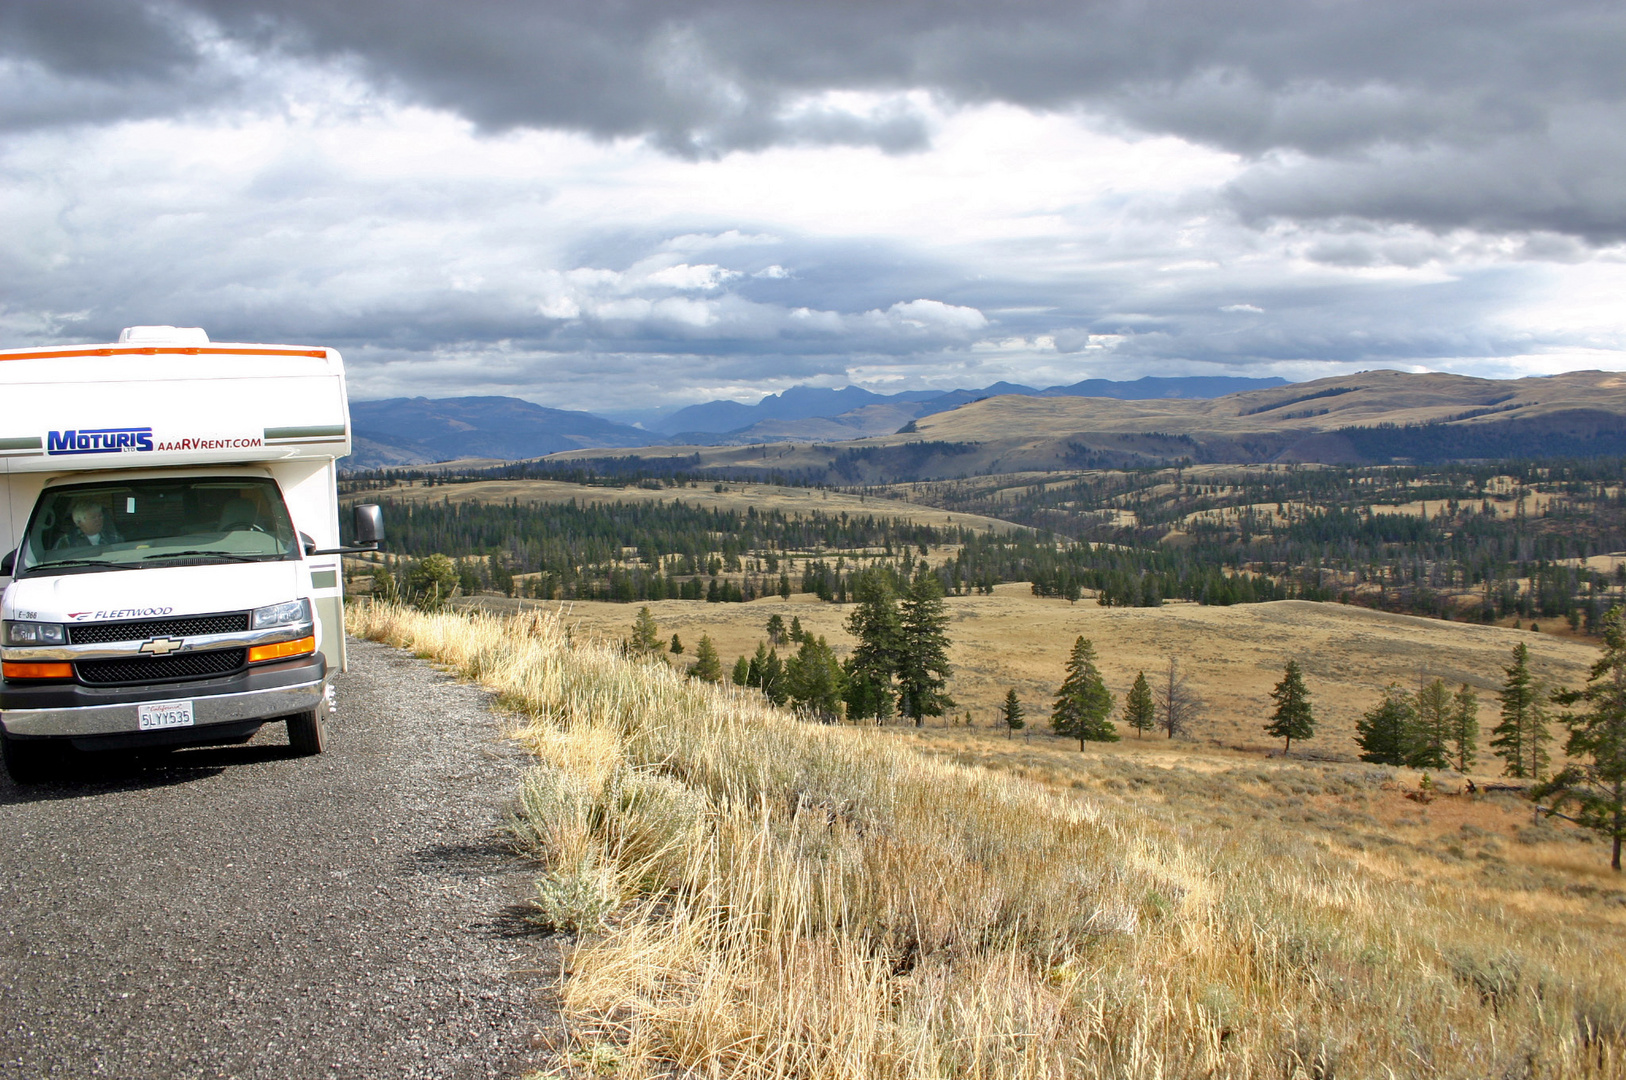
[
  {"xmin": 641, "ymin": 263, "xmax": 741, "ymax": 290},
  {"xmin": 0, "ymin": 48, "xmax": 1619, "ymax": 413},
  {"xmin": 873, "ymin": 299, "xmax": 989, "ymax": 335}
]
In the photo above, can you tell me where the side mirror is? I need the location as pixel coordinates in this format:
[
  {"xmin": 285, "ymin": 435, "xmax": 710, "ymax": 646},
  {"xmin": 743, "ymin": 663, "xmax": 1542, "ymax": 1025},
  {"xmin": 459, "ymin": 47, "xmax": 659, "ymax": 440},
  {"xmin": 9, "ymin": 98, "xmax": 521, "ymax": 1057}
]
[
  {"xmin": 353, "ymin": 503, "xmax": 384, "ymax": 547},
  {"xmin": 300, "ymin": 531, "xmax": 317, "ymax": 556},
  {"xmin": 0, "ymin": 550, "xmax": 13, "ymax": 576}
]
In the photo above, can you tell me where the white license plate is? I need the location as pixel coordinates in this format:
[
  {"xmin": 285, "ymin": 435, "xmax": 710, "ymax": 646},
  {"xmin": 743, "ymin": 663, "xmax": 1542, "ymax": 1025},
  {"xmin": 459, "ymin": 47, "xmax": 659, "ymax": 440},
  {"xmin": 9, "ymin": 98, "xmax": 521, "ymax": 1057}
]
[{"xmin": 137, "ymin": 700, "xmax": 195, "ymax": 731}]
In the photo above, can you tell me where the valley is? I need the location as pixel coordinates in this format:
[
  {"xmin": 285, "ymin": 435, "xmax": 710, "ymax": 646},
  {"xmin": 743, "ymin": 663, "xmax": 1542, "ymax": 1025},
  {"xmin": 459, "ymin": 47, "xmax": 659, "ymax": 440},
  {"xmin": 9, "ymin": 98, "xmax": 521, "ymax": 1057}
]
[{"xmin": 333, "ymin": 371, "xmax": 1626, "ymax": 1075}]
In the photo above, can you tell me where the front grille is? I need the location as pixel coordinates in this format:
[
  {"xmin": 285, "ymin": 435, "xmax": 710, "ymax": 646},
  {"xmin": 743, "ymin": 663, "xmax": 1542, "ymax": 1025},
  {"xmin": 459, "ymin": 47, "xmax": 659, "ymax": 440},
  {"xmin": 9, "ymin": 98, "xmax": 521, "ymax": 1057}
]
[
  {"xmin": 76, "ymin": 649, "xmax": 247, "ymax": 686},
  {"xmin": 69, "ymin": 613, "xmax": 250, "ymax": 645}
]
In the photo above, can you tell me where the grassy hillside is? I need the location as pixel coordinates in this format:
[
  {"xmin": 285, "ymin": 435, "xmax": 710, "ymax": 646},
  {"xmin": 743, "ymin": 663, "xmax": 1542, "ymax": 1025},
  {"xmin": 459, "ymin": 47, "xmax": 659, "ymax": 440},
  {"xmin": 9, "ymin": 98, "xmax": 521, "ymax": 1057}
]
[{"xmin": 351, "ymin": 601, "xmax": 1626, "ymax": 1078}]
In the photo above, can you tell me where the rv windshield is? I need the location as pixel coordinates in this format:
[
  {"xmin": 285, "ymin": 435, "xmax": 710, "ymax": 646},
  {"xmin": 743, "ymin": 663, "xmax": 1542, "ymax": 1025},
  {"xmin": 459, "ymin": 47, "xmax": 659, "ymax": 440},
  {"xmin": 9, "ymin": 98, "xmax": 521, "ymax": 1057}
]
[{"xmin": 16, "ymin": 476, "xmax": 299, "ymax": 577}]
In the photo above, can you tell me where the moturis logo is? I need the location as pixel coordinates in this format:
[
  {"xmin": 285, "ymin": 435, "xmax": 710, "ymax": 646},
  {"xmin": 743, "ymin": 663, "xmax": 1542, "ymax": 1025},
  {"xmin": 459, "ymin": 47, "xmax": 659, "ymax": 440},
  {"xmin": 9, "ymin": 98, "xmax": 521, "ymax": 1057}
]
[
  {"xmin": 43, "ymin": 428, "xmax": 264, "ymax": 455},
  {"xmin": 47, "ymin": 427, "xmax": 154, "ymax": 456}
]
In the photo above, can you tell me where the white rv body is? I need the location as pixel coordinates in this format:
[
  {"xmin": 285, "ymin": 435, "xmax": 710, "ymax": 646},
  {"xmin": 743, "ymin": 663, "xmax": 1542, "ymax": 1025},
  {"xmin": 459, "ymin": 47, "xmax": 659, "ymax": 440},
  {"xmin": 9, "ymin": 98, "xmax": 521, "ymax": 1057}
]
[{"xmin": 0, "ymin": 328, "xmax": 365, "ymax": 774}]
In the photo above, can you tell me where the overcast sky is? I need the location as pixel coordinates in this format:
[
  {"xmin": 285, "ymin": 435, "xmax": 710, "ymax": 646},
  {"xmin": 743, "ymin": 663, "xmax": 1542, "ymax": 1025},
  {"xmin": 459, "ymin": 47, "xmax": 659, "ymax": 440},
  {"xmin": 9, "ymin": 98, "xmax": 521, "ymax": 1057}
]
[{"xmin": 2, "ymin": 0, "xmax": 1622, "ymax": 414}]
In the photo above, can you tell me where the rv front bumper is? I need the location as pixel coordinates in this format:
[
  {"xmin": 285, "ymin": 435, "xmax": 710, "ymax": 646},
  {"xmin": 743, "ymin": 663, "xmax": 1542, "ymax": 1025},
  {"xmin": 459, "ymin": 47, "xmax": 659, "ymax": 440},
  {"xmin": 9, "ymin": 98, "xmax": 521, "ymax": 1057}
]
[{"xmin": 0, "ymin": 654, "xmax": 326, "ymax": 741}]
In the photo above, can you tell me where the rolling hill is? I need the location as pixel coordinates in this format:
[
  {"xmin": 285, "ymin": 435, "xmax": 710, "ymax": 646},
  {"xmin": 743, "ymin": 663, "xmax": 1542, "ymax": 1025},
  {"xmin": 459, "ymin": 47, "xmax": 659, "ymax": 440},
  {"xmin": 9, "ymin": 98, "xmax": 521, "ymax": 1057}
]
[
  {"xmin": 652, "ymin": 375, "xmax": 1289, "ymax": 442},
  {"xmin": 542, "ymin": 369, "xmax": 1626, "ymax": 481}
]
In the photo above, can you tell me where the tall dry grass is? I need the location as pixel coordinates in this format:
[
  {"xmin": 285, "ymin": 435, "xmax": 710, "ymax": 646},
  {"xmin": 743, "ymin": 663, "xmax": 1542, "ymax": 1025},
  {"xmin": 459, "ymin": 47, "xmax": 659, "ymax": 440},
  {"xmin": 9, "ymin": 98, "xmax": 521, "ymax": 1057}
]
[{"xmin": 350, "ymin": 602, "xmax": 1626, "ymax": 1078}]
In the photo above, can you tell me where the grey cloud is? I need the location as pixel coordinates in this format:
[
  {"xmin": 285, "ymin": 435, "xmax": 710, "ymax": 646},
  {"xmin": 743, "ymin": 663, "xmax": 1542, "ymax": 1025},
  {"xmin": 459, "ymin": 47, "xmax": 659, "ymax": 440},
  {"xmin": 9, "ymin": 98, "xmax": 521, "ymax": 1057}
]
[
  {"xmin": 0, "ymin": 1, "xmax": 238, "ymax": 131},
  {"xmin": 1228, "ymin": 99, "xmax": 1626, "ymax": 240},
  {"xmin": 0, "ymin": 0, "xmax": 196, "ymax": 78},
  {"xmin": 7, "ymin": 1, "xmax": 1623, "ymax": 237},
  {"xmin": 0, "ymin": 101, "xmax": 1595, "ymax": 415},
  {"xmin": 160, "ymin": 0, "xmax": 1625, "ymax": 240}
]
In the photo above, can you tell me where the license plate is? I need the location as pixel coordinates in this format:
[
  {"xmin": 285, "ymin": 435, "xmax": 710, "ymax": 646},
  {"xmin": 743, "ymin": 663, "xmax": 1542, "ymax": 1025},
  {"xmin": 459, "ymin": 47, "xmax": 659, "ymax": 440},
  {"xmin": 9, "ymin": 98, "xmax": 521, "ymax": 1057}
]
[{"xmin": 137, "ymin": 700, "xmax": 195, "ymax": 731}]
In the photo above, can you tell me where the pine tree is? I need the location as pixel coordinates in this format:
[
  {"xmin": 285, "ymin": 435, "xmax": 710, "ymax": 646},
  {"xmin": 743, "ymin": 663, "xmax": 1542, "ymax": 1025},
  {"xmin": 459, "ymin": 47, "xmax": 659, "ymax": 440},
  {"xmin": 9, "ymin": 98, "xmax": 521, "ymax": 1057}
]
[
  {"xmin": 1535, "ymin": 607, "xmax": 1626, "ymax": 871},
  {"xmin": 1450, "ymin": 684, "xmax": 1480, "ymax": 772},
  {"xmin": 669, "ymin": 633, "xmax": 684, "ymax": 655},
  {"xmin": 1411, "ymin": 678, "xmax": 1452, "ymax": 770},
  {"xmin": 760, "ymin": 647, "xmax": 787, "ymax": 706},
  {"xmin": 688, "ymin": 634, "xmax": 722, "ymax": 683},
  {"xmin": 779, "ymin": 573, "xmax": 792, "ymax": 600},
  {"xmin": 786, "ymin": 635, "xmax": 845, "ymax": 720},
  {"xmin": 789, "ymin": 616, "xmax": 805, "ymax": 643},
  {"xmin": 731, "ymin": 655, "xmax": 750, "ymax": 686},
  {"xmin": 1265, "ymin": 660, "xmax": 1315, "ymax": 754},
  {"xmin": 1002, "ymin": 689, "xmax": 1025, "ymax": 738},
  {"xmin": 1051, "ymin": 636, "xmax": 1117, "ymax": 748},
  {"xmin": 1356, "ymin": 684, "xmax": 1417, "ymax": 766},
  {"xmin": 766, "ymin": 614, "xmax": 786, "ymax": 645},
  {"xmin": 1123, "ymin": 671, "xmax": 1156, "ymax": 738},
  {"xmin": 407, "ymin": 553, "xmax": 458, "ymax": 610},
  {"xmin": 1492, "ymin": 641, "xmax": 1552, "ymax": 779},
  {"xmin": 628, "ymin": 605, "xmax": 660, "ymax": 656},
  {"xmin": 896, "ymin": 572, "xmax": 955, "ymax": 726},
  {"xmin": 747, "ymin": 641, "xmax": 769, "ymax": 688},
  {"xmin": 843, "ymin": 570, "xmax": 902, "ymax": 722}
]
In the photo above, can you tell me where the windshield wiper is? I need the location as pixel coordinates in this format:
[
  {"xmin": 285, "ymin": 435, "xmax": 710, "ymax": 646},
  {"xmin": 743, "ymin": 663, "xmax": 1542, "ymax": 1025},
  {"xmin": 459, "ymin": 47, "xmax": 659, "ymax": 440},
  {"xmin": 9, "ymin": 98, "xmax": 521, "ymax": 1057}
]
[
  {"xmin": 141, "ymin": 550, "xmax": 270, "ymax": 563},
  {"xmin": 24, "ymin": 557, "xmax": 117, "ymax": 571}
]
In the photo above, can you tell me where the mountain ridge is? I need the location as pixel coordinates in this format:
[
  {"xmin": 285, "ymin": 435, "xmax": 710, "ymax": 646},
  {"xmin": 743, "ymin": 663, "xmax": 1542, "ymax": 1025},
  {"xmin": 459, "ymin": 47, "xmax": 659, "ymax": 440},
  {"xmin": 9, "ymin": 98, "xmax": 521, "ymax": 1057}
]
[
  {"xmin": 539, "ymin": 369, "xmax": 1626, "ymax": 480},
  {"xmin": 652, "ymin": 375, "xmax": 1289, "ymax": 437},
  {"xmin": 348, "ymin": 375, "xmax": 1289, "ymax": 465},
  {"xmin": 348, "ymin": 396, "xmax": 653, "ymax": 469}
]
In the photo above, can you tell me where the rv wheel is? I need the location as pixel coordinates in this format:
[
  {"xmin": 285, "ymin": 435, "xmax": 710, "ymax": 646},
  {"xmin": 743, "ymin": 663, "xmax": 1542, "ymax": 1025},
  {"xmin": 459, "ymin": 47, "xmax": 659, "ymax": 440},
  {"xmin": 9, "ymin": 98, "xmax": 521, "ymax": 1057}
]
[
  {"xmin": 286, "ymin": 709, "xmax": 327, "ymax": 756},
  {"xmin": 1, "ymin": 733, "xmax": 54, "ymax": 785}
]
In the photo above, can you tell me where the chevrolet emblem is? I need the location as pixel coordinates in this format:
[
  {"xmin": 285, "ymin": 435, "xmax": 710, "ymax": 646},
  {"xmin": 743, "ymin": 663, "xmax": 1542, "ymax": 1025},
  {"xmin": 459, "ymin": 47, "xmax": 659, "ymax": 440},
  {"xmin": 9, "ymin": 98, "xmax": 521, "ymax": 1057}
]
[{"xmin": 138, "ymin": 637, "xmax": 186, "ymax": 657}]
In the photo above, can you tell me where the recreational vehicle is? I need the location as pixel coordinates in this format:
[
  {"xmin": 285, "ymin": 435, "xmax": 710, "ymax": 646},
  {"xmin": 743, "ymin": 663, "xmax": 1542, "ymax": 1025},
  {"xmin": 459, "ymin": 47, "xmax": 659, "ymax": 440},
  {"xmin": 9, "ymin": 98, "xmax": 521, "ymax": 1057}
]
[{"xmin": 0, "ymin": 326, "xmax": 381, "ymax": 782}]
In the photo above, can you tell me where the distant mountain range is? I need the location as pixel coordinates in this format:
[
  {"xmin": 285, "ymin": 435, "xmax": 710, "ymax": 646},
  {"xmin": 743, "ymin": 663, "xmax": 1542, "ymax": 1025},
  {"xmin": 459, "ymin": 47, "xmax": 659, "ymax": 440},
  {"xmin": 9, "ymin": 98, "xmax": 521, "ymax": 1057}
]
[
  {"xmin": 653, "ymin": 375, "xmax": 1290, "ymax": 442},
  {"xmin": 349, "ymin": 397, "xmax": 650, "ymax": 468},
  {"xmin": 547, "ymin": 369, "xmax": 1626, "ymax": 481},
  {"xmin": 346, "ymin": 375, "xmax": 1289, "ymax": 467}
]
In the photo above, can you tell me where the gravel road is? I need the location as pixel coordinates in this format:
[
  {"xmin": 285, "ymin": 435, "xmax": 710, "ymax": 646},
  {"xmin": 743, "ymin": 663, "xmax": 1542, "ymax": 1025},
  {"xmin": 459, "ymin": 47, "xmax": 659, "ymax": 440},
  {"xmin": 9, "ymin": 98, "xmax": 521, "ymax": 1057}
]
[{"xmin": 0, "ymin": 638, "xmax": 554, "ymax": 1079}]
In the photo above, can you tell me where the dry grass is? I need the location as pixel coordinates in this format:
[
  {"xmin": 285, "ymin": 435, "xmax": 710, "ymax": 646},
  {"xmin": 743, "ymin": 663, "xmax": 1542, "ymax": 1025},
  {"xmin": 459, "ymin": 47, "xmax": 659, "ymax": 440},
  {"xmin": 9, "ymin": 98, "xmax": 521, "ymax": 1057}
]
[
  {"xmin": 468, "ymin": 590, "xmax": 1597, "ymax": 765},
  {"xmin": 351, "ymin": 601, "xmax": 1626, "ymax": 1079}
]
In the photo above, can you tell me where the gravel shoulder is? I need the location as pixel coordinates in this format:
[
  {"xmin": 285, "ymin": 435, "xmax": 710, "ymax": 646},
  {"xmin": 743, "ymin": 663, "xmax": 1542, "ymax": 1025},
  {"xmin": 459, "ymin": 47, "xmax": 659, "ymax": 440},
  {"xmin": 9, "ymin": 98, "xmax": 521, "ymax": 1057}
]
[{"xmin": 0, "ymin": 638, "xmax": 553, "ymax": 1080}]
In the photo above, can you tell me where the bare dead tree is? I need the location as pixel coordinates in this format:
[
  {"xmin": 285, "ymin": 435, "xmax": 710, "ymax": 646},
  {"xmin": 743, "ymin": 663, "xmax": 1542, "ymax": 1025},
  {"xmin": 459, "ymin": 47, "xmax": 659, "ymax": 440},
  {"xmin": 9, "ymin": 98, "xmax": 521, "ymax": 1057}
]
[{"xmin": 1156, "ymin": 656, "xmax": 1203, "ymax": 739}]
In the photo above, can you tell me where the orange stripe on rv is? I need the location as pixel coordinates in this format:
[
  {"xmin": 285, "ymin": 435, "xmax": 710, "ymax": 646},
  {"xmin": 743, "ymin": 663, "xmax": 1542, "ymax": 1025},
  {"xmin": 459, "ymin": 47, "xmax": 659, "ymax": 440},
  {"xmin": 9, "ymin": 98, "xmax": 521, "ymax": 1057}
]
[{"xmin": 0, "ymin": 347, "xmax": 328, "ymax": 362}]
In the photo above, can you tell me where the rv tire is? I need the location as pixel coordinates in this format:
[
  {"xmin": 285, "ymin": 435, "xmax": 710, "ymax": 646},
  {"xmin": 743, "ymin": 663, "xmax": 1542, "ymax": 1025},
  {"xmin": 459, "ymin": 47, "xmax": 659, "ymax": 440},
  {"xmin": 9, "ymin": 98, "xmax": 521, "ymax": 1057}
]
[
  {"xmin": 286, "ymin": 709, "xmax": 327, "ymax": 756},
  {"xmin": 1, "ymin": 733, "xmax": 54, "ymax": 785}
]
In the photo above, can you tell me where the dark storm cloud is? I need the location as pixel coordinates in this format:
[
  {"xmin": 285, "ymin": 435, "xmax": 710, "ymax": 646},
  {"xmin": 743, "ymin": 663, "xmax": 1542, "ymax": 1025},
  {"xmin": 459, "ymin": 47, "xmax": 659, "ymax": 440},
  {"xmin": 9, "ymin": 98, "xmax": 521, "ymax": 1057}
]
[
  {"xmin": 6, "ymin": 1, "xmax": 1623, "ymax": 237},
  {"xmin": 0, "ymin": 0, "xmax": 194, "ymax": 77},
  {"xmin": 111, "ymin": 0, "xmax": 1626, "ymax": 242},
  {"xmin": 0, "ymin": 1, "xmax": 234, "ymax": 130}
]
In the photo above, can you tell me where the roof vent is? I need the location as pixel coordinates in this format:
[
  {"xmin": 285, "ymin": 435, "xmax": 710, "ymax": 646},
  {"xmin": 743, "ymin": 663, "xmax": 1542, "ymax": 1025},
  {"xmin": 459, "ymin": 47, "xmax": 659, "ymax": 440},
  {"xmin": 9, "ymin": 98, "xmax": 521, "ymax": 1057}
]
[{"xmin": 118, "ymin": 326, "xmax": 210, "ymax": 345}]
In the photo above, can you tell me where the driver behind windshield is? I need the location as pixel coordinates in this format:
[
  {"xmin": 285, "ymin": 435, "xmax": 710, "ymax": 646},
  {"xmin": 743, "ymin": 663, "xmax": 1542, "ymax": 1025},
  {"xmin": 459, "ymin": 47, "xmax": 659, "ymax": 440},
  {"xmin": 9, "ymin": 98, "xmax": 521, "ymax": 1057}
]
[{"xmin": 55, "ymin": 499, "xmax": 122, "ymax": 549}]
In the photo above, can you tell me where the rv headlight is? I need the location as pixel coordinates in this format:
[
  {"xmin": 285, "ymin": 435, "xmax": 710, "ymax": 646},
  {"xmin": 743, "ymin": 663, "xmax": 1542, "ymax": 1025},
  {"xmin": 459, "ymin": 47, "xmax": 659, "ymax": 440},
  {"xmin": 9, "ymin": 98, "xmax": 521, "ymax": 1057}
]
[
  {"xmin": 251, "ymin": 598, "xmax": 310, "ymax": 630},
  {"xmin": 4, "ymin": 620, "xmax": 67, "ymax": 646}
]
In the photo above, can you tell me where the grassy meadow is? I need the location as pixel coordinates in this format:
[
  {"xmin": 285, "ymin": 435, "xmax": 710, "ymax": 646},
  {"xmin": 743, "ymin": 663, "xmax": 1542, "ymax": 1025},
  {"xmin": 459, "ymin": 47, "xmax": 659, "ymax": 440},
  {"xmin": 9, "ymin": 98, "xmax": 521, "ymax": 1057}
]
[
  {"xmin": 462, "ymin": 587, "xmax": 1597, "ymax": 760},
  {"xmin": 351, "ymin": 600, "xmax": 1626, "ymax": 1079}
]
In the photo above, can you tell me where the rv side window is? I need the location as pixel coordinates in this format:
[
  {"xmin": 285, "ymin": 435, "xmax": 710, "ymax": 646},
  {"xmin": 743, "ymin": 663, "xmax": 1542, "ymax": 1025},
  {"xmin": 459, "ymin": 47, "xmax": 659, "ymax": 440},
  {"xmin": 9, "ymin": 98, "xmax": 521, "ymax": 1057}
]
[{"xmin": 16, "ymin": 477, "xmax": 299, "ymax": 577}]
